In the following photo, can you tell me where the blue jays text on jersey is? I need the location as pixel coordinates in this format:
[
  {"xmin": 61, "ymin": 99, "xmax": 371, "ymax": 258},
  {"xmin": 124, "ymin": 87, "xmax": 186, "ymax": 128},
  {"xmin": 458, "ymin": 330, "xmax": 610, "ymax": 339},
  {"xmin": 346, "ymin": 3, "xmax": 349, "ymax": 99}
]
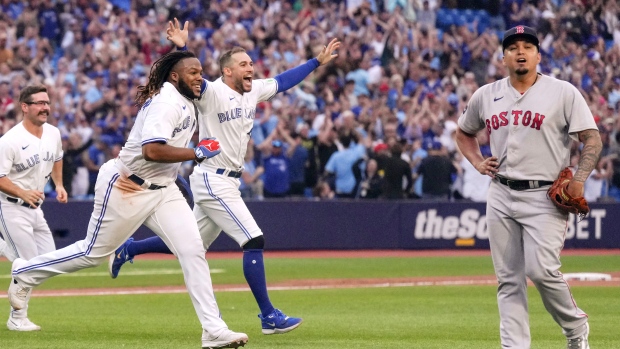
[
  {"xmin": 217, "ymin": 107, "xmax": 256, "ymax": 123},
  {"xmin": 172, "ymin": 114, "xmax": 195, "ymax": 138},
  {"xmin": 13, "ymin": 152, "xmax": 55, "ymax": 173}
]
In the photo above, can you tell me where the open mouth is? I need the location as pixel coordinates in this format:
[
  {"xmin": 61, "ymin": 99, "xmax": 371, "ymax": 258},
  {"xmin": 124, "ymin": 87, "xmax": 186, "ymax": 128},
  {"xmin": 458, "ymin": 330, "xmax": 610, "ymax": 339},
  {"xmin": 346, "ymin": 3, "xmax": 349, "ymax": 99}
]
[
  {"xmin": 517, "ymin": 58, "xmax": 526, "ymax": 63},
  {"xmin": 243, "ymin": 75, "xmax": 252, "ymax": 84}
]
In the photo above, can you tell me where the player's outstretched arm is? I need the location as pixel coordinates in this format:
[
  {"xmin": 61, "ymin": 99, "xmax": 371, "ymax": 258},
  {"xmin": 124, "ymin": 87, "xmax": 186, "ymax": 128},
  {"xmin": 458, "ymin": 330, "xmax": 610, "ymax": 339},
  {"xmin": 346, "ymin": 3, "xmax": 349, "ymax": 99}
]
[
  {"xmin": 315, "ymin": 38, "xmax": 341, "ymax": 66},
  {"xmin": 272, "ymin": 38, "xmax": 340, "ymax": 94}
]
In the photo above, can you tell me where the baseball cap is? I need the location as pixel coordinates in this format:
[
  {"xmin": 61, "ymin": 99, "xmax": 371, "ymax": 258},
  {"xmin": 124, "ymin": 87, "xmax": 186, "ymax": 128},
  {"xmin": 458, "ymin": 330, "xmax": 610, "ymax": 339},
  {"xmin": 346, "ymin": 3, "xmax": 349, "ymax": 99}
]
[
  {"xmin": 272, "ymin": 140, "xmax": 283, "ymax": 148},
  {"xmin": 373, "ymin": 143, "xmax": 389, "ymax": 153},
  {"xmin": 502, "ymin": 25, "xmax": 539, "ymax": 51}
]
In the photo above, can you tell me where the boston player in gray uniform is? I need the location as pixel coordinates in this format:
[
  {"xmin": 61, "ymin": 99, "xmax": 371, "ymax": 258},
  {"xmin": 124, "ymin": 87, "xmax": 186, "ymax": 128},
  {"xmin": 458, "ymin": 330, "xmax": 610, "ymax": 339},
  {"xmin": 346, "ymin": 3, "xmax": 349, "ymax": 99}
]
[
  {"xmin": 456, "ymin": 26, "xmax": 600, "ymax": 349},
  {"xmin": 0, "ymin": 85, "xmax": 67, "ymax": 331},
  {"xmin": 108, "ymin": 19, "xmax": 340, "ymax": 335},
  {"xmin": 8, "ymin": 51, "xmax": 248, "ymax": 349}
]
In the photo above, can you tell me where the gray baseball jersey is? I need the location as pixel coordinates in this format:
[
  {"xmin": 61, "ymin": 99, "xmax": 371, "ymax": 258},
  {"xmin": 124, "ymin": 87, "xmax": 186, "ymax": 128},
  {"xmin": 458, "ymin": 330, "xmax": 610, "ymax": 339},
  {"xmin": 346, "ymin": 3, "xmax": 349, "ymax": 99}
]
[
  {"xmin": 458, "ymin": 74, "xmax": 597, "ymax": 180},
  {"xmin": 458, "ymin": 73, "xmax": 593, "ymax": 347}
]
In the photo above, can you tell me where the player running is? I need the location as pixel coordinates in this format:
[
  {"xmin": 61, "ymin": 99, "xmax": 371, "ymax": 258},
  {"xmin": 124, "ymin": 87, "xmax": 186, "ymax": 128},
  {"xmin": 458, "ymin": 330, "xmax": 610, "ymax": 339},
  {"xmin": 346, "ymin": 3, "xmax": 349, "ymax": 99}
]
[
  {"xmin": 8, "ymin": 51, "xmax": 248, "ymax": 349},
  {"xmin": 108, "ymin": 19, "xmax": 340, "ymax": 335}
]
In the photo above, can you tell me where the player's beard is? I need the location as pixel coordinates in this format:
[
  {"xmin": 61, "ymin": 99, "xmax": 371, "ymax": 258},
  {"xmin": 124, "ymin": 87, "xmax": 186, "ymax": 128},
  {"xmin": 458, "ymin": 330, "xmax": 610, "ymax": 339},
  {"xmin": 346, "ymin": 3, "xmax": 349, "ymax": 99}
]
[
  {"xmin": 235, "ymin": 76, "xmax": 252, "ymax": 93},
  {"xmin": 178, "ymin": 79, "xmax": 198, "ymax": 99},
  {"xmin": 515, "ymin": 67, "xmax": 529, "ymax": 76}
]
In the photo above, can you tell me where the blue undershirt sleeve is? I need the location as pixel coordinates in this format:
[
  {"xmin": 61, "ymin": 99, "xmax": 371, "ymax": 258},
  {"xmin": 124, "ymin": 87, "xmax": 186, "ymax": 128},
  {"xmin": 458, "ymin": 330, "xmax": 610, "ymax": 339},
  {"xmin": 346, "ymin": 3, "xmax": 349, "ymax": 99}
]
[{"xmin": 274, "ymin": 58, "xmax": 320, "ymax": 93}]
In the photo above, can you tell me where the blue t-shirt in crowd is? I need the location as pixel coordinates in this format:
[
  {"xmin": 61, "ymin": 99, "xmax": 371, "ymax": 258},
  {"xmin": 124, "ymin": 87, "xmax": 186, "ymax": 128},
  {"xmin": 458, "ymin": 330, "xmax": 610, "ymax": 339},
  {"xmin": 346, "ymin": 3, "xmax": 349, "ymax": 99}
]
[
  {"xmin": 325, "ymin": 144, "xmax": 365, "ymax": 195},
  {"xmin": 38, "ymin": 8, "xmax": 60, "ymax": 42},
  {"xmin": 288, "ymin": 145, "xmax": 308, "ymax": 184},
  {"xmin": 345, "ymin": 69, "xmax": 370, "ymax": 97},
  {"xmin": 263, "ymin": 154, "xmax": 290, "ymax": 194}
]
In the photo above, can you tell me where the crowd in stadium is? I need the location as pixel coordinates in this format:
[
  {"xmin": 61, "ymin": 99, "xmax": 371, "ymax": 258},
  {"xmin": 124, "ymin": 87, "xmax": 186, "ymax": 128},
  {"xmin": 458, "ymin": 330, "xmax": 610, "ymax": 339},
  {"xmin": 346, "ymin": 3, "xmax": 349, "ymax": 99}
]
[{"xmin": 0, "ymin": 0, "xmax": 619, "ymax": 202}]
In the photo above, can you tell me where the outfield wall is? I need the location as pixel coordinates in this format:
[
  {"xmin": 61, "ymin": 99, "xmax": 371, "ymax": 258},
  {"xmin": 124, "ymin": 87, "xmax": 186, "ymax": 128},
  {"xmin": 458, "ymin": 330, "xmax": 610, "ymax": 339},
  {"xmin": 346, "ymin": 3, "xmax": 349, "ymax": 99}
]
[{"xmin": 41, "ymin": 200, "xmax": 618, "ymax": 251}]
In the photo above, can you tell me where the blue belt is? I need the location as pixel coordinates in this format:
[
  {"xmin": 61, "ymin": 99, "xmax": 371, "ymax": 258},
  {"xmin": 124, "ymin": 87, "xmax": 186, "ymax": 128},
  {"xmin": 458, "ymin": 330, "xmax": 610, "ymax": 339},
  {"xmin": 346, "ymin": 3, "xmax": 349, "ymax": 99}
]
[
  {"xmin": 215, "ymin": 168, "xmax": 242, "ymax": 178},
  {"xmin": 7, "ymin": 197, "xmax": 39, "ymax": 209},
  {"xmin": 128, "ymin": 174, "xmax": 166, "ymax": 190}
]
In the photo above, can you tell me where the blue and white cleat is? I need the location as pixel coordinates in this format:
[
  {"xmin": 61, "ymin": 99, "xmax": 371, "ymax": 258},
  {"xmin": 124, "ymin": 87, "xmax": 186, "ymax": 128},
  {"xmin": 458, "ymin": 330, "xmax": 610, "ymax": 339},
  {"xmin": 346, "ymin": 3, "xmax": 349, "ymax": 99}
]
[
  {"xmin": 258, "ymin": 308, "xmax": 303, "ymax": 335},
  {"xmin": 108, "ymin": 238, "xmax": 134, "ymax": 278}
]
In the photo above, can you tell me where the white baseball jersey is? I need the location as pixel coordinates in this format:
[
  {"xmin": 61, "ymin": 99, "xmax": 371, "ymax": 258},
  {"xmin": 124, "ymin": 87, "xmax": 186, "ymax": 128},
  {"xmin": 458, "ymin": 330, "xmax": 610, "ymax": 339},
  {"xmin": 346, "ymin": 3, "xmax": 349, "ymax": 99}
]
[
  {"xmin": 0, "ymin": 122, "xmax": 63, "ymax": 192},
  {"xmin": 195, "ymin": 77, "xmax": 277, "ymax": 171},
  {"xmin": 458, "ymin": 74, "xmax": 597, "ymax": 181},
  {"xmin": 0, "ymin": 121, "xmax": 62, "ymax": 322},
  {"xmin": 118, "ymin": 82, "xmax": 197, "ymax": 186},
  {"xmin": 11, "ymin": 81, "xmax": 231, "ymax": 335}
]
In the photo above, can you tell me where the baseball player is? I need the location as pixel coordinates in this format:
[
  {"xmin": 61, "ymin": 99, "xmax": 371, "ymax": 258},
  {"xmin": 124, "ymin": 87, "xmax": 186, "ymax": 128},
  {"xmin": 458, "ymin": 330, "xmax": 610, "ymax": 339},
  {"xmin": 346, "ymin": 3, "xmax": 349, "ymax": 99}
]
[
  {"xmin": 9, "ymin": 51, "xmax": 248, "ymax": 349},
  {"xmin": 108, "ymin": 19, "xmax": 340, "ymax": 335},
  {"xmin": 0, "ymin": 85, "xmax": 66, "ymax": 332},
  {"xmin": 455, "ymin": 25, "xmax": 600, "ymax": 349}
]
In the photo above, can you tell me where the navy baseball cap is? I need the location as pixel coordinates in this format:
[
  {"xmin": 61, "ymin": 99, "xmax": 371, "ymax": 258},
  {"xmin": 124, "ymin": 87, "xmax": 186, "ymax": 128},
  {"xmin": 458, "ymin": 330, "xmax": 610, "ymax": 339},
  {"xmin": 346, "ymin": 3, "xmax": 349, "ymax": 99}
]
[
  {"xmin": 502, "ymin": 25, "xmax": 539, "ymax": 51},
  {"xmin": 272, "ymin": 140, "xmax": 283, "ymax": 147}
]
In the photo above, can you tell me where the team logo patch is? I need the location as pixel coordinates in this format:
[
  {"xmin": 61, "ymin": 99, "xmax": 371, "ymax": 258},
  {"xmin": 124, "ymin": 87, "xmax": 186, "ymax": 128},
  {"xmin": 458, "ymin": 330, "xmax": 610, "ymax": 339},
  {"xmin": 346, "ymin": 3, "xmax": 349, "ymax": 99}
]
[{"xmin": 516, "ymin": 26, "xmax": 524, "ymax": 34}]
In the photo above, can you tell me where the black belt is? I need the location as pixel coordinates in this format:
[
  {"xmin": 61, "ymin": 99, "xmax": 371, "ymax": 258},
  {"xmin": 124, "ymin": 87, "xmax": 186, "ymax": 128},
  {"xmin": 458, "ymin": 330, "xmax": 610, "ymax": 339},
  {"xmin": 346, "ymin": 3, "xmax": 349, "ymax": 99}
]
[
  {"xmin": 497, "ymin": 176, "xmax": 554, "ymax": 191},
  {"xmin": 128, "ymin": 174, "xmax": 166, "ymax": 190},
  {"xmin": 216, "ymin": 168, "xmax": 242, "ymax": 178},
  {"xmin": 6, "ymin": 197, "xmax": 39, "ymax": 209}
]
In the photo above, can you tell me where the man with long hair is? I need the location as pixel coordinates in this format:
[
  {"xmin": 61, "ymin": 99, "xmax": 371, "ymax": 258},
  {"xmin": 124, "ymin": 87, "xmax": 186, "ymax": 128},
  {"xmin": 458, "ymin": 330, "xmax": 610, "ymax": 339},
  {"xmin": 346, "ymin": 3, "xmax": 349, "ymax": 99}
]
[
  {"xmin": 8, "ymin": 51, "xmax": 249, "ymax": 349},
  {"xmin": 109, "ymin": 19, "xmax": 340, "ymax": 335}
]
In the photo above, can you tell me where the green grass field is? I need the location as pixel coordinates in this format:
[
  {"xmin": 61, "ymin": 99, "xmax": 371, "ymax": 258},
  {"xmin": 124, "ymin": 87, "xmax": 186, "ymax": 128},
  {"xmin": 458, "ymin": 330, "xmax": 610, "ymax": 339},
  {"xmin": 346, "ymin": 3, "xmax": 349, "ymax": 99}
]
[{"xmin": 0, "ymin": 254, "xmax": 619, "ymax": 348}]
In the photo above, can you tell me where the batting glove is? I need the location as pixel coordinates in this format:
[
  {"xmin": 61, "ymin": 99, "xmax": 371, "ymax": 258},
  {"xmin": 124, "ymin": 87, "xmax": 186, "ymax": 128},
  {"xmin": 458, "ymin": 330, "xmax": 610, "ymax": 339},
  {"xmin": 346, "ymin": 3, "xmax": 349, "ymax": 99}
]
[{"xmin": 194, "ymin": 137, "xmax": 221, "ymax": 162}]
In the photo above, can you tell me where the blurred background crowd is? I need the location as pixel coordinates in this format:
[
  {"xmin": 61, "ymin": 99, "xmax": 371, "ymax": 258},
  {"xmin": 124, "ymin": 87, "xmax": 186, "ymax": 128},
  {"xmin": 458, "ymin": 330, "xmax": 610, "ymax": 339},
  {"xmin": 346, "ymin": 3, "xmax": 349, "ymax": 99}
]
[{"xmin": 1, "ymin": 0, "xmax": 619, "ymax": 202}]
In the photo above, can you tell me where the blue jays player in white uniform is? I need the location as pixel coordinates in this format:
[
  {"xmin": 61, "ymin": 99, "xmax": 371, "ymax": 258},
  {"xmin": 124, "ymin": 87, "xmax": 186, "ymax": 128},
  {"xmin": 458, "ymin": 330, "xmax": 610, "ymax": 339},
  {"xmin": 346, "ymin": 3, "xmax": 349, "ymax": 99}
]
[
  {"xmin": 456, "ymin": 26, "xmax": 598, "ymax": 349},
  {"xmin": 8, "ymin": 51, "xmax": 249, "ymax": 349},
  {"xmin": 108, "ymin": 19, "xmax": 341, "ymax": 335},
  {"xmin": 0, "ymin": 85, "xmax": 66, "ymax": 331}
]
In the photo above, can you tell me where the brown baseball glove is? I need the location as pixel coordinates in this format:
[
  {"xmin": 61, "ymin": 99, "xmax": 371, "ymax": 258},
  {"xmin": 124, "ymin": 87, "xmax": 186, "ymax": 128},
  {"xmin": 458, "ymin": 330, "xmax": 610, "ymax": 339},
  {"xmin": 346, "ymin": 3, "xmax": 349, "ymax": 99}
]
[{"xmin": 547, "ymin": 167, "xmax": 590, "ymax": 219}]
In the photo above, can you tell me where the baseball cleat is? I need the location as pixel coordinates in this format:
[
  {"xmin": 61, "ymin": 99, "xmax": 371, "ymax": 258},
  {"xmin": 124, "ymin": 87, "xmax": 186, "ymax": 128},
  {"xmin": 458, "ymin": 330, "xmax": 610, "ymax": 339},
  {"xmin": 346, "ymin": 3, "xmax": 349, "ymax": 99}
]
[
  {"xmin": 567, "ymin": 322, "xmax": 590, "ymax": 349},
  {"xmin": 7, "ymin": 317, "xmax": 41, "ymax": 331},
  {"xmin": 108, "ymin": 238, "xmax": 134, "ymax": 278},
  {"xmin": 8, "ymin": 277, "xmax": 31, "ymax": 311},
  {"xmin": 258, "ymin": 308, "xmax": 303, "ymax": 335},
  {"xmin": 202, "ymin": 328, "xmax": 248, "ymax": 349}
]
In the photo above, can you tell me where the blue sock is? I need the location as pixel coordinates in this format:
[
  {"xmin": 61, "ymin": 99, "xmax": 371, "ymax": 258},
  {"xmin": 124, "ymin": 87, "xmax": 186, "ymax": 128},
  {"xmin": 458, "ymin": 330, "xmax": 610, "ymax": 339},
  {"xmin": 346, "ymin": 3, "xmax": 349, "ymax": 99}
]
[
  {"xmin": 126, "ymin": 236, "xmax": 173, "ymax": 258},
  {"xmin": 243, "ymin": 249, "xmax": 275, "ymax": 317}
]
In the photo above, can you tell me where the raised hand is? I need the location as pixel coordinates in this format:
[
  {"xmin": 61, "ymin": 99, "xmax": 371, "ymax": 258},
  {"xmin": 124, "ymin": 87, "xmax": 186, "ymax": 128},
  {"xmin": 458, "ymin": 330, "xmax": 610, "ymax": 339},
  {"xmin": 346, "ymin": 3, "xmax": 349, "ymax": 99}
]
[
  {"xmin": 194, "ymin": 137, "xmax": 221, "ymax": 162},
  {"xmin": 166, "ymin": 18, "xmax": 189, "ymax": 48},
  {"xmin": 316, "ymin": 38, "xmax": 342, "ymax": 66}
]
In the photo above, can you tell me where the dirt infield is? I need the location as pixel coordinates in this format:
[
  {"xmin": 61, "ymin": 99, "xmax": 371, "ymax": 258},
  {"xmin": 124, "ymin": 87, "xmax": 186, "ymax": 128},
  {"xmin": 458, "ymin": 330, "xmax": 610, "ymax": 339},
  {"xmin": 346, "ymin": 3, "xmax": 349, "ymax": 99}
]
[
  {"xmin": 0, "ymin": 249, "xmax": 617, "ymax": 299},
  {"xmin": 155, "ymin": 248, "xmax": 620, "ymax": 260}
]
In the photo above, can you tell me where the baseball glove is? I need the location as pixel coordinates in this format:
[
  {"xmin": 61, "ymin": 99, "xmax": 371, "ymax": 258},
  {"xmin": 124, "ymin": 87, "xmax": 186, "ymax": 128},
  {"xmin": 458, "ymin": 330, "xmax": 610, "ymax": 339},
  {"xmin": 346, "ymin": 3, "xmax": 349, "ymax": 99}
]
[{"xmin": 547, "ymin": 167, "xmax": 589, "ymax": 220}]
